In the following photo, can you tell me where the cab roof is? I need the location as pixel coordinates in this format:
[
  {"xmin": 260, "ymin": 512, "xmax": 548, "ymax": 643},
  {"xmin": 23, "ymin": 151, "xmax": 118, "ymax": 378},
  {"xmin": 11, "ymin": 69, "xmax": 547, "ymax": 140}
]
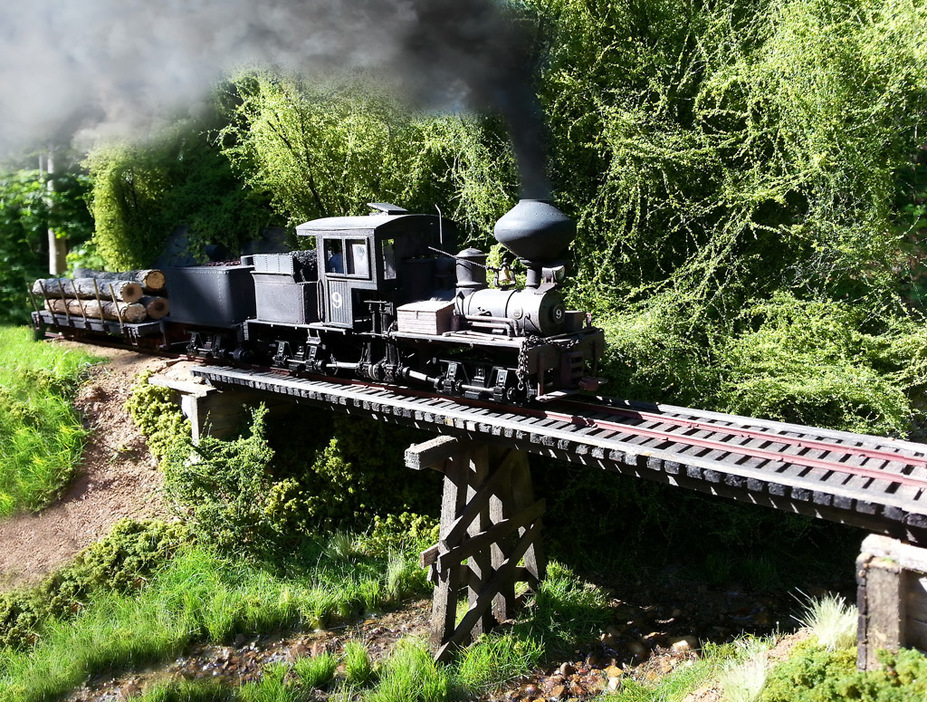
[{"xmin": 296, "ymin": 203, "xmax": 449, "ymax": 238}]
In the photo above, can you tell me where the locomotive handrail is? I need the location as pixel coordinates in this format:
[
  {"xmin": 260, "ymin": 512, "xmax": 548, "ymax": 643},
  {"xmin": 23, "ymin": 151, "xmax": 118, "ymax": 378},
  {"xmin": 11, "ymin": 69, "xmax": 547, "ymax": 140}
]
[{"xmin": 462, "ymin": 314, "xmax": 517, "ymax": 337}]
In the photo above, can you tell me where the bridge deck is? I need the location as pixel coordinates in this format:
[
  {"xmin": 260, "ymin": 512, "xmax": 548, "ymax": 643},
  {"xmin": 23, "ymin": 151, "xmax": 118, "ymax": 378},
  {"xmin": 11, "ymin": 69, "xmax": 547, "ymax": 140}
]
[{"xmin": 191, "ymin": 365, "xmax": 927, "ymax": 544}]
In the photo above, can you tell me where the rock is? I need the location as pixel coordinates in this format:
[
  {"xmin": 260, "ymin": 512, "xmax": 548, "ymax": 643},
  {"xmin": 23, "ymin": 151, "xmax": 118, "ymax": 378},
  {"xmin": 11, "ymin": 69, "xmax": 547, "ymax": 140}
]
[
  {"xmin": 549, "ymin": 684, "xmax": 566, "ymax": 699},
  {"xmin": 669, "ymin": 635, "xmax": 699, "ymax": 653},
  {"xmin": 558, "ymin": 662, "xmax": 575, "ymax": 677}
]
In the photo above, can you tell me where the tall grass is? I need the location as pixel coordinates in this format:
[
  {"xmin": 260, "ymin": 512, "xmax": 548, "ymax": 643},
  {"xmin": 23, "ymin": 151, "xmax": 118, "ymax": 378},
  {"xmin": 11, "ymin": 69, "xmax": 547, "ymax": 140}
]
[
  {"xmin": 0, "ymin": 541, "xmax": 429, "ymax": 701},
  {"xmin": 797, "ymin": 593, "xmax": 858, "ymax": 651},
  {"xmin": 0, "ymin": 326, "xmax": 99, "ymax": 517}
]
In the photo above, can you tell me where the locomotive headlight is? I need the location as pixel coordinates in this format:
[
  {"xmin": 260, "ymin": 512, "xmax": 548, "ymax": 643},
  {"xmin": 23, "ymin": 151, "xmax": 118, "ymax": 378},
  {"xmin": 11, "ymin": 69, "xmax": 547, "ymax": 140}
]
[{"xmin": 542, "ymin": 265, "xmax": 567, "ymax": 284}]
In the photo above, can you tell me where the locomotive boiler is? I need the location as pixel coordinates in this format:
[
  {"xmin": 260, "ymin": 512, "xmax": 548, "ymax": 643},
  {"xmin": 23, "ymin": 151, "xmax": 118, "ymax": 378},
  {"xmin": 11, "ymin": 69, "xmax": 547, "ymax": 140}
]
[{"xmin": 32, "ymin": 200, "xmax": 605, "ymax": 404}]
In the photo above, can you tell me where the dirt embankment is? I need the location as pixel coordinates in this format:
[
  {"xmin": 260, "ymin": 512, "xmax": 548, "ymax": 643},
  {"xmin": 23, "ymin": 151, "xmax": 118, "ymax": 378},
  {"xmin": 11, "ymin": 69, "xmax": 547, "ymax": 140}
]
[{"xmin": 0, "ymin": 343, "xmax": 171, "ymax": 591}]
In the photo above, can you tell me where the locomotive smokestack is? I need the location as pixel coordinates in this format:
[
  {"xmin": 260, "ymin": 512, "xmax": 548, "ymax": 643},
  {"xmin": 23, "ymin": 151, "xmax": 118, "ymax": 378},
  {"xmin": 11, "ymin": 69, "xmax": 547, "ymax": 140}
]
[{"xmin": 493, "ymin": 199, "xmax": 575, "ymax": 283}]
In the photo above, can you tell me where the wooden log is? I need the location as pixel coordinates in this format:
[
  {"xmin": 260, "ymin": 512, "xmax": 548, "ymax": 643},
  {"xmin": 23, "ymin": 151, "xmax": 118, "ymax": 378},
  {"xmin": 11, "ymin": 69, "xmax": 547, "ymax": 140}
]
[
  {"xmin": 73, "ymin": 268, "xmax": 166, "ymax": 293},
  {"xmin": 33, "ymin": 277, "xmax": 144, "ymax": 304},
  {"xmin": 45, "ymin": 298, "xmax": 147, "ymax": 323},
  {"xmin": 139, "ymin": 295, "xmax": 170, "ymax": 320}
]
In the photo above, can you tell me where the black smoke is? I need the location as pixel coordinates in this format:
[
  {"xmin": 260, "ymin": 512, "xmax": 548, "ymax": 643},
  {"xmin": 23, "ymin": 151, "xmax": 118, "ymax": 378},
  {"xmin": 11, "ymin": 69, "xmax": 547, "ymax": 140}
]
[{"xmin": 0, "ymin": 0, "xmax": 549, "ymax": 197}]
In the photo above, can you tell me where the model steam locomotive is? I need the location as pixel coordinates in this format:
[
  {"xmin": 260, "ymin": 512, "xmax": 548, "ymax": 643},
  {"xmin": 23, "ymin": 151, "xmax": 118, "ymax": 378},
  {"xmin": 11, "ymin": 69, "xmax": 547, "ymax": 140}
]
[{"xmin": 31, "ymin": 200, "xmax": 604, "ymax": 404}]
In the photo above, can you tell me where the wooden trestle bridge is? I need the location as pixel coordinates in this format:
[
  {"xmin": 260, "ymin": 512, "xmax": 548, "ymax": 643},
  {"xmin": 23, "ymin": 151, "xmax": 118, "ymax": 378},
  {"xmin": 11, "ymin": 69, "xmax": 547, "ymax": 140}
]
[{"xmin": 183, "ymin": 364, "xmax": 927, "ymax": 662}]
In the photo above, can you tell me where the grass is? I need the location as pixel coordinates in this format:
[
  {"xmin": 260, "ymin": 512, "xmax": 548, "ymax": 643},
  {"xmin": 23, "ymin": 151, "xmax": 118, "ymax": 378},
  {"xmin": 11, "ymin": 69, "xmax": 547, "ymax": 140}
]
[
  {"xmin": 293, "ymin": 651, "xmax": 337, "ymax": 689},
  {"xmin": 717, "ymin": 640, "xmax": 771, "ymax": 702},
  {"xmin": 0, "ymin": 326, "xmax": 99, "ymax": 517},
  {"xmin": 796, "ymin": 593, "xmax": 857, "ymax": 651},
  {"xmin": 0, "ymin": 540, "xmax": 430, "ymax": 702},
  {"xmin": 343, "ymin": 640, "xmax": 375, "ymax": 686}
]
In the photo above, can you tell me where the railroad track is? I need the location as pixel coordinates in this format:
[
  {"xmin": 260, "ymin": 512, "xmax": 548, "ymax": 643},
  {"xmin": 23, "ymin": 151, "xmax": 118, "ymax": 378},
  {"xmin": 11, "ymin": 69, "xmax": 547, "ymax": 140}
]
[{"xmin": 190, "ymin": 365, "xmax": 927, "ymax": 543}]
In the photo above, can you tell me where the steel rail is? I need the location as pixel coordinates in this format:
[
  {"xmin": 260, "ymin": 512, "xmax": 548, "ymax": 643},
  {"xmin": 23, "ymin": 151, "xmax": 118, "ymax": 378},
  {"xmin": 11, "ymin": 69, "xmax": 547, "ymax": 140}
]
[
  {"xmin": 536, "ymin": 408, "xmax": 927, "ymax": 490},
  {"xmin": 552, "ymin": 397, "xmax": 927, "ymax": 470}
]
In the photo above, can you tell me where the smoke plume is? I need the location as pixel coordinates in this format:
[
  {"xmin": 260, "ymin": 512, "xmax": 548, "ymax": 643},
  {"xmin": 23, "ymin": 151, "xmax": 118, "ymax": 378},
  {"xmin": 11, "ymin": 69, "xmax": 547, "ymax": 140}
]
[{"xmin": 0, "ymin": 0, "xmax": 549, "ymax": 197}]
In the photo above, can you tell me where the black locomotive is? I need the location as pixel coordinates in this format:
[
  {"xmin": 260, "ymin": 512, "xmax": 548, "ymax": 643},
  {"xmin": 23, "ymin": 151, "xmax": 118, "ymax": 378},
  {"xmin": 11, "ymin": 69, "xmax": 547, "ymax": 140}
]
[{"xmin": 32, "ymin": 200, "xmax": 604, "ymax": 404}]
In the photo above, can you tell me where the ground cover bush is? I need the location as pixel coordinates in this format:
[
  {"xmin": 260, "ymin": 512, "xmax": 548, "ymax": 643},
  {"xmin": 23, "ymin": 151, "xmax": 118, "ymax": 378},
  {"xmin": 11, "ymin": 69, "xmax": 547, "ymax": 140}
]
[
  {"xmin": 0, "ymin": 326, "xmax": 99, "ymax": 517},
  {"xmin": 127, "ymin": 373, "xmax": 440, "ymax": 553},
  {"xmin": 760, "ymin": 645, "xmax": 927, "ymax": 701}
]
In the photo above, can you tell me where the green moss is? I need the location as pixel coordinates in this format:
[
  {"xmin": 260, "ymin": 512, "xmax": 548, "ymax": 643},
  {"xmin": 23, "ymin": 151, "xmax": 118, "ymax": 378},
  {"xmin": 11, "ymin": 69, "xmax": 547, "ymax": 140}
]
[
  {"xmin": 124, "ymin": 371, "xmax": 190, "ymax": 464},
  {"xmin": 761, "ymin": 644, "xmax": 927, "ymax": 702}
]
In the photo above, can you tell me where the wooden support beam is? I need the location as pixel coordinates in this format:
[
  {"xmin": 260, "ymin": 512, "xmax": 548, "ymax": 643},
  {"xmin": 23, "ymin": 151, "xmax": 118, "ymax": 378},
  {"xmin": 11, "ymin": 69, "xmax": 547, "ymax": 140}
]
[
  {"xmin": 857, "ymin": 535, "xmax": 927, "ymax": 670},
  {"xmin": 404, "ymin": 436, "xmax": 546, "ymax": 659},
  {"xmin": 405, "ymin": 435, "xmax": 463, "ymax": 472}
]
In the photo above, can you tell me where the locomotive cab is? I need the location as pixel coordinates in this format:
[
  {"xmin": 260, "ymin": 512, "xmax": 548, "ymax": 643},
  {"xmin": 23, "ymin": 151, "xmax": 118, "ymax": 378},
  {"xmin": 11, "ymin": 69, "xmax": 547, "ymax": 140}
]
[{"xmin": 295, "ymin": 203, "xmax": 456, "ymax": 332}]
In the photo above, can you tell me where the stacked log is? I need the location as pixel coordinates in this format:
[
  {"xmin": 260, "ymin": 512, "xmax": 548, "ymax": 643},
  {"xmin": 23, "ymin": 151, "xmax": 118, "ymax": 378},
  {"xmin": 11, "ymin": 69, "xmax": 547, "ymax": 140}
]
[
  {"xmin": 32, "ymin": 277, "xmax": 144, "ymax": 304},
  {"xmin": 73, "ymin": 268, "xmax": 166, "ymax": 294},
  {"xmin": 139, "ymin": 295, "xmax": 171, "ymax": 320},
  {"xmin": 45, "ymin": 298, "xmax": 148, "ymax": 323},
  {"xmin": 32, "ymin": 268, "xmax": 169, "ymax": 325}
]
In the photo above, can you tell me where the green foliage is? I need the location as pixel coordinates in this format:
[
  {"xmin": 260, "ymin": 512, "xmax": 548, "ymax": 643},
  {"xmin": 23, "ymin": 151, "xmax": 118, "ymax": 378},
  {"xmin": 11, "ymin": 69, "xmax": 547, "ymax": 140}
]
[
  {"xmin": 163, "ymin": 406, "xmax": 277, "ymax": 554},
  {"xmin": 221, "ymin": 73, "xmax": 517, "ymax": 242},
  {"xmin": 265, "ymin": 410, "xmax": 439, "ymax": 532},
  {"xmin": 0, "ymin": 327, "xmax": 99, "ymax": 517},
  {"xmin": 0, "ymin": 166, "xmax": 93, "ymax": 324},
  {"xmin": 528, "ymin": 0, "xmax": 927, "ymax": 432},
  {"xmin": 760, "ymin": 645, "xmax": 927, "ymax": 702},
  {"xmin": 125, "ymin": 376, "xmax": 439, "ymax": 555},
  {"xmin": 357, "ymin": 512, "xmax": 440, "ymax": 558},
  {"xmin": 0, "ymin": 518, "xmax": 186, "ymax": 649},
  {"xmin": 85, "ymin": 114, "xmax": 272, "ymax": 270},
  {"xmin": 715, "ymin": 293, "xmax": 921, "ymax": 434},
  {"xmin": 125, "ymin": 370, "xmax": 191, "ymax": 464}
]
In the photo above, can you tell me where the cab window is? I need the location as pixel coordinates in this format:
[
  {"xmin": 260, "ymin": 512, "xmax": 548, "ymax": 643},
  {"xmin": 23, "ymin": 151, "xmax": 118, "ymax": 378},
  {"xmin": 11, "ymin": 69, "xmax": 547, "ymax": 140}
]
[
  {"xmin": 324, "ymin": 237, "xmax": 370, "ymax": 278},
  {"xmin": 346, "ymin": 239, "xmax": 369, "ymax": 277},
  {"xmin": 324, "ymin": 239, "xmax": 344, "ymax": 273},
  {"xmin": 383, "ymin": 238, "xmax": 397, "ymax": 280}
]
